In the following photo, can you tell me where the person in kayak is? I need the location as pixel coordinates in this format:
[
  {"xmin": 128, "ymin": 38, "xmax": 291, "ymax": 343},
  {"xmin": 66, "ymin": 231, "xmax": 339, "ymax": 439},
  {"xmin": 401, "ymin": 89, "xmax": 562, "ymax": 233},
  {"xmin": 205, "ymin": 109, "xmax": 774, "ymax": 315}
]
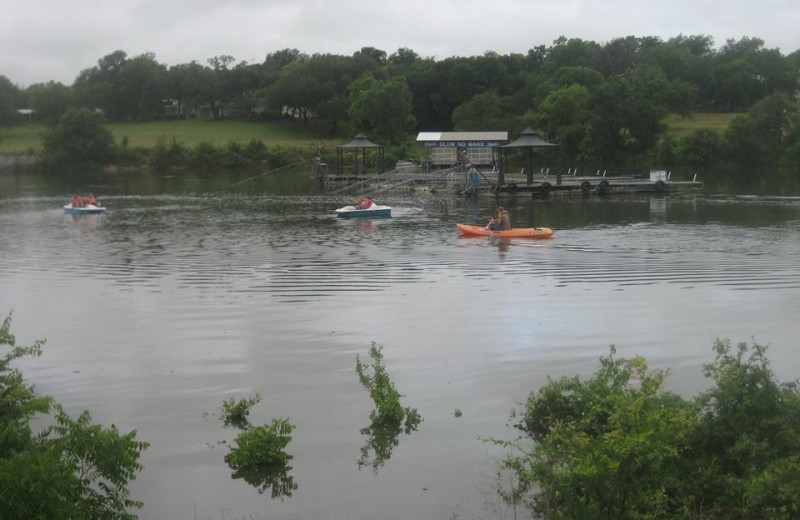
[{"xmin": 487, "ymin": 207, "xmax": 511, "ymax": 230}]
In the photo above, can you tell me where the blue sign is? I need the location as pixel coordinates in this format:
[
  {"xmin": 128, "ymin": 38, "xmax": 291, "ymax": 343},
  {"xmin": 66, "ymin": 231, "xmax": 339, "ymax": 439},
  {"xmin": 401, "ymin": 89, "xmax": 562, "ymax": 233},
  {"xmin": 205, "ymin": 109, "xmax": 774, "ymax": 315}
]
[{"xmin": 423, "ymin": 141, "xmax": 501, "ymax": 148}]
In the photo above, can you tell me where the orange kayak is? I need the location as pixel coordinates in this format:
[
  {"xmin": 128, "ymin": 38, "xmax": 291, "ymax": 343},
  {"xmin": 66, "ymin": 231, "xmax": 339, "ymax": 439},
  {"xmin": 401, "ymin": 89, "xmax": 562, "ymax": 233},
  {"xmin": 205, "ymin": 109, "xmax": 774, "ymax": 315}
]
[{"xmin": 456, "ymin": 223, "xmax": 554, "ymax": 239}]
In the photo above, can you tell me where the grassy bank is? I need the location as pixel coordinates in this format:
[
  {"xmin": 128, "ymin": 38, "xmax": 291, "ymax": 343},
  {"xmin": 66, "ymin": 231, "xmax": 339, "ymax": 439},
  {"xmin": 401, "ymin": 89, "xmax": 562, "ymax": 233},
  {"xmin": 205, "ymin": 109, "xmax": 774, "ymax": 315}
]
[
  {"xmin": 0, "ymin": 118, "xmax": 345, "ymax": 155},
  {"xmin": 1, "ymin": 113, "xmax": 740, "ymax": 156},
  {"xmin": 664, "ymin": 112, "xmax": 740, "ymax": 139}
]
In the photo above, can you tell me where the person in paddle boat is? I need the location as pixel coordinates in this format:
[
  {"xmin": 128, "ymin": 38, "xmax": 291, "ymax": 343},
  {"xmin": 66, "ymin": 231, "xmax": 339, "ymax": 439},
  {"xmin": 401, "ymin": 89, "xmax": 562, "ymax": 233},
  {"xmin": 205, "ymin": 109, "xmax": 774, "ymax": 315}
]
[
  {"xmin": 355, "ymin": 196, "xmax": 373, "ymax": 209},
  {"xmin": 72, "ymin": 195, "xmax": 84, "ymax": 208},
  {"xmin": 83, "ymin": 193, "xmax": 97, "ymax": 206},
  {"xmin": 487, "ymin": 206, "xmax": 511, "ymax": 231}
]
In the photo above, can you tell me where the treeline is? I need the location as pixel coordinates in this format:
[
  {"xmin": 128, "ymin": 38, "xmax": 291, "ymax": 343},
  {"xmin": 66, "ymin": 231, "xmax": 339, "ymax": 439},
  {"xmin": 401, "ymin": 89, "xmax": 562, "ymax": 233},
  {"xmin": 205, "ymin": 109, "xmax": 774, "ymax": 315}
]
[{"xmin": 2, "ymin": 35, "xmax": 800, "ymax": 172}]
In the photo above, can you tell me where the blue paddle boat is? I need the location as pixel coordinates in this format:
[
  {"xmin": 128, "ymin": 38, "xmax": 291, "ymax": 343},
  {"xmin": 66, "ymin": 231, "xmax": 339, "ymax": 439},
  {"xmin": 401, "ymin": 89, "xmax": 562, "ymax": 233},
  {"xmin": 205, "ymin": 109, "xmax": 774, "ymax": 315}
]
[
  {"xmin": 335, "ymin": 203, "xmax": 391, "ymax": 218},
  {"xmin": 64, "ymin": 203, "xmax": 106, "ymax": 215}
]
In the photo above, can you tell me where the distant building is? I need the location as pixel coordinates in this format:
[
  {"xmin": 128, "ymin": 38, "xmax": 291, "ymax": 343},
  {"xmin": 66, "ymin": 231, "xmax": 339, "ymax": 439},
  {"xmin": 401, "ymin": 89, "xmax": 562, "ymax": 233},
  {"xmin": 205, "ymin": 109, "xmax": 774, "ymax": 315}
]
[
  {"xmin": 17, "ymin": 108, "xmax": 34, "ymax": 122},
  {"xmin": 416, "ymin": 131, "xmax": 508, "ymax": 167}
]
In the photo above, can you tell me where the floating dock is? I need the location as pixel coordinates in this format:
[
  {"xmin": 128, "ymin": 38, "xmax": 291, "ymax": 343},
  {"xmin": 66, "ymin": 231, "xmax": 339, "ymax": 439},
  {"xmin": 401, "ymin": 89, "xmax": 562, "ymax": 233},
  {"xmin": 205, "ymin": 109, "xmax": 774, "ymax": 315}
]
[{"xmin": 322, "ymin": 164, "xmax": 703, "ymax": 197}]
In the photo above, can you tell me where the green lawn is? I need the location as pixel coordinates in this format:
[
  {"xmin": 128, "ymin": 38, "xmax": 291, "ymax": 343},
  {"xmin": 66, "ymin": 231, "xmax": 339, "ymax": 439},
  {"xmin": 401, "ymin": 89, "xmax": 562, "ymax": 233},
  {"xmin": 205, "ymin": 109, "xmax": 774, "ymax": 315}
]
[
  {"xmin": 1, "ymin": 113, "xmax": 741, "ymax": 155},
  {"xmin": 0, "ymin": 118, "xmax": 345, "ymax": 155},
  {"xmin": 0, "ymin": 124, "xmax": 43, "ymax": 154},
  {"xmin": 664, "ymin": 112, "xmax": 741, "ymax": 139}
]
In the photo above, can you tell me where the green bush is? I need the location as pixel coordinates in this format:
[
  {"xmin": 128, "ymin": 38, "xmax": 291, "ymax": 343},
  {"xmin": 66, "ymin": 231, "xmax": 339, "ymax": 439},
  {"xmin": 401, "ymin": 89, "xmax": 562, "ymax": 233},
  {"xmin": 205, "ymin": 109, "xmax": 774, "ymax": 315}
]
[
  {"xmin": 218, "ymin": 393, "xmax": 296, "ymax": 498},
  {"xmin": 220, "ymin": 393, "xmax": 262, "ymax": 430},
  {"xmin": 500, "ymin": 340, "xmax": 800, "ymax": 519},
  {"xmin": 0, "ymin": 312, "xmax": 148, "ymax": 519},
  {"xmin": 189, "ymin": 141, "xmax": 223, "ymax": 171},
  {"xmin": 224, "ymin": 418, "xmax": 294, "ymax": 470},
  {"xmin": 40, "ymin": 108, "xmax": 115, "ymax": 169},
  {"xmin": 243, "ymin": 138, "xmax": 269, "ymax": 160},
  {"xmin": 677, "ymin": 128, "xmax": 722, "ymax": 166},
  {"xmin": 149, "ymin": 136, "xmax": 188, "ymax": 171}
]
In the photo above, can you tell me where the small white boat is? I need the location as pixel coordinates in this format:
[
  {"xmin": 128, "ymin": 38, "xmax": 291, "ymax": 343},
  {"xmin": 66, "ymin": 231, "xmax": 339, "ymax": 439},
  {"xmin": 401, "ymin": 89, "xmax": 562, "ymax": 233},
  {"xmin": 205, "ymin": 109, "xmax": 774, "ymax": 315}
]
[
  {"xmin": 335, "ymin": 204, "xmax": 391, "ymax": 218},
  {"xmin": 64, "ymin": 203, "xmax": 106, "ymax": 215}
]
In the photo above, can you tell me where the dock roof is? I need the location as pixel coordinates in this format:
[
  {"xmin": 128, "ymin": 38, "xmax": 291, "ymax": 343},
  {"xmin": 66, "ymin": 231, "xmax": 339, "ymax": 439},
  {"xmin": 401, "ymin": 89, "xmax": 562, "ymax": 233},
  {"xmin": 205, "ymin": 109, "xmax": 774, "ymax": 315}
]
[{"xmin": 416, "ymin": 131, "xmax": 508, "ymax": 147}]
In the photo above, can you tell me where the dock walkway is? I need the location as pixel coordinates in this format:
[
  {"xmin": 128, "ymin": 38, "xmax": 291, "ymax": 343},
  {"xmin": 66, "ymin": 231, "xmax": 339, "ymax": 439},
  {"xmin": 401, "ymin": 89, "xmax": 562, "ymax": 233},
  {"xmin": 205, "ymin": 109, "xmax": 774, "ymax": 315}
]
[{"xmin": 323, "ymin": 167, "xmax": 703, "ymax": 196}]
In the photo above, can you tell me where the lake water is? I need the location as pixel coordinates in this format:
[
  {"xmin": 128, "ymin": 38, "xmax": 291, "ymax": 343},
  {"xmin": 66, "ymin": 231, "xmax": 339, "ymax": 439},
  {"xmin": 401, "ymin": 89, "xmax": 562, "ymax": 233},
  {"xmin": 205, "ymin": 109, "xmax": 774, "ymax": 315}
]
[{"xmin": 1, "ymin": 170, "xmax": 800, "ymax": 519}]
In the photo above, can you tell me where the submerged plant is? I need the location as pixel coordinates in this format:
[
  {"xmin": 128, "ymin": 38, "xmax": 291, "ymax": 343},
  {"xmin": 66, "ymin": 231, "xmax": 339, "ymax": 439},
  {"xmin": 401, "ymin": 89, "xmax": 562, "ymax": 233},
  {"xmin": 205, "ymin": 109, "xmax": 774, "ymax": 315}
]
[
  {"xmin": 218, "ymin": 393, "xmax": 296, "ymax": 499},
  {"xmin": 355, "ymin": 343, "xmax": 422, "ymax": 471},
  {"xmin": 224, "ymin": 418, "xmax": 296, "ymax": 499},
  {"xmin": 220, "ymin": 393, "xmax": 262, "ymax": 430}
]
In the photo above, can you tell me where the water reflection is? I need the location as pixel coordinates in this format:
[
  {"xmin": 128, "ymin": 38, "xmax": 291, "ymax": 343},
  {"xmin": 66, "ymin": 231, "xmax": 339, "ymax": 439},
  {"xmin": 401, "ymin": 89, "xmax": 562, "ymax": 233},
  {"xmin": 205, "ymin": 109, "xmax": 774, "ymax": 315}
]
[
  {"xmin": 358, "ymin": 412, "xmax": 422, "ymax": 473},
  {"xmin": 68, "ymin": 213, "xmax": 102, "ymax": 229},
  {"xmin": 229, "ymin": 461, "xmax": 297, "ymax": 500},
  {"xmin": 490, "ymin": 237, "xmax": 512, "ymax": 260}
]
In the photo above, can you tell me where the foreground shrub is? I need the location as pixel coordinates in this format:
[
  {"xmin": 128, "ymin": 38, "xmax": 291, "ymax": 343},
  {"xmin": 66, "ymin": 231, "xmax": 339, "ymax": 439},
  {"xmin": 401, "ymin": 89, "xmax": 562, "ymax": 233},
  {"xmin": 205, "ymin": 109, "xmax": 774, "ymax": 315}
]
[
  {"xmin": 0, "ymin": 312, "xmax": 149, "ymax": 519},
  {"xmin": 149, "ymin": 136, "xmax": 188, "ymax": 171},
  {"xmin": 499, "ymin": 340, "xmax": 800, "ymax": 519}
]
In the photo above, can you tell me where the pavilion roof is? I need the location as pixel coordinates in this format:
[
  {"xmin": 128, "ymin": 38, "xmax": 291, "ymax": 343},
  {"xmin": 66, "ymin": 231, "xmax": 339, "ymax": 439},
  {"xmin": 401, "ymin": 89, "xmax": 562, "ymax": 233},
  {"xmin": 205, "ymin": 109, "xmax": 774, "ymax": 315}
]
[
  {"xmin": 502, "ymin": 127, "xmax": 558, "ymax": 148},
  {"xmin": 338, "ymin": 133, "xmax": 382, "ymax": 148}
]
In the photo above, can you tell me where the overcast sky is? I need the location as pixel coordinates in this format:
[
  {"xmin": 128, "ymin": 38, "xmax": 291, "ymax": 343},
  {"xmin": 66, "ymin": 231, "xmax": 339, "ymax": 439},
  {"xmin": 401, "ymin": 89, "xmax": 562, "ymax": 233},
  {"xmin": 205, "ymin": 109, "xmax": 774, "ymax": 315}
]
[{"xmin": 3, "ymin": 0, "xmax": 799, "ymax": 87}]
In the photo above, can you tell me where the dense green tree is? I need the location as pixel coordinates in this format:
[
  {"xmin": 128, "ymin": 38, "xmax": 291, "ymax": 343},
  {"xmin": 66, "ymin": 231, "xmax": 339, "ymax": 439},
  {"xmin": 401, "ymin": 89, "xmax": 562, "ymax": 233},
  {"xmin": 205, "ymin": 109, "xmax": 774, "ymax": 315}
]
[
  {"xmin": 387, "ymin": 47, "xmax": 420, "ymax": 74},
  {"xmin": 430, "ymin": 58, "xmax": 484, "ymax": 129},
  {"xmin": 541, "ymin": 37, "xmax": 602, "ymax": 75},
  {"xmin": 353, "ymin": 46, "xmax": 387, "ymax": 74},
  {"xmin": 348, "ymin": 74, "xmax": 416, "ymax": 145},
  {"xmin": 40, "ymin": 108, "xmax": 115, "ymax": 168},
  {"xmin": 677, "ymin": 128, "xmax": 723, "ymax": 166},
  {"xmin": 724, "ymin": 92, "xmax": 794, "ymax": 168},
  {"xmin": 260, "ymin": 48, "xmax": 305, "ymax": 87},
  {"xmin": 117, "ymin": 53, "xmax": 168, "ymax": 120},
  {"xmin": 0, "ymin": 75, "xmax": 24, "ymax": 126},
  {"xmin": 270, "ymin": 54, "xmax": 355, "ymax": 126},
  {"xmin": 711, "ymin": 37, "xmax": 798, "ymax": 110},
  {"xmin": 0, "ymin": 313, "xmax": 148, "ymax": 519},
  {"xmin": 204, "ymin": 55, "xmax": 237, "ymax": 120},
  {"xmin": 73, "ymin": 50, "xmax": 128, "ymax": 119},
  {"xmin": 26, "ymin": 81, "xmax": 75, "ymax": 126},
  {"xmin": 779, "ymin": 107, "xmax": 800, "ymax": 171},
  {"xmin": 452, "ymin": 91, "xmax": 508, "ymax": 131},
  {"xmin": 595, "ymin": 35, "xmax": 662, "ymax": 77},
  {"xmin": 531, "ymin": 83, "xmax": 591, "ymax": 160},
  {"xmin": 587, "ymin": 64, "xmax": 693, "ymax": 162},
  {"xmin": 624, "ymin": 64, "xmax": 693, "ymax": 151},
  {"xmin": 166, "ymin": 61, "xmax": 207, "ymax": 118},
  {"xmin": 305, "ymin": 54, "xmax": 358, "ymax": 132},
  {"xmin": 403, "ymin": 57, "xmax": 440, "ymax": 129}
]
